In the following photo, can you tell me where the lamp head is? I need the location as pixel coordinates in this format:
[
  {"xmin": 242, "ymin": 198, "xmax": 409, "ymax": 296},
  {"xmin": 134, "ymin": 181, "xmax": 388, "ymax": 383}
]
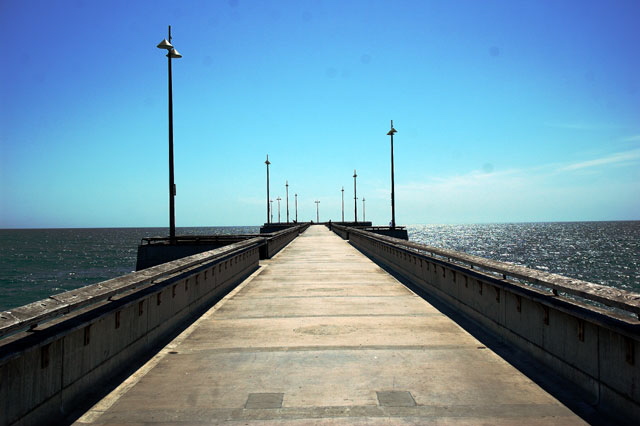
[
  {"xmin": 387, "ymin": 127, "xmax": 397, "ymax": 135},
  {"xmin": 157, "ymin": 39, "xmax": 173, "ymax": 50},
  {"xmin": 169, "ymin": 48, "xmax": 182, "ymax": 59}
]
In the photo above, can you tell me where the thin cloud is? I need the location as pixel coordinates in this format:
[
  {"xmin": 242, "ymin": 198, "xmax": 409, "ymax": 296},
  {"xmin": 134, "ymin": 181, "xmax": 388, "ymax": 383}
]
[
  {"xmin": 397, "ymin": 168, "xmax": 531, "ymax": 201},
  {"xmin": 397, "ymin": 149, "xmax": 640, "ymax": 203},
  {"xmin": 543, "ymin": 122, "xmax": 620, "ymax": 131},
  {"xmin": 395, "ymin": 155, "xmax": 639, "ymax": 223},
  {"xmin": 559, "ymin": 149, "xmax": 640, "ymax": 172},
  {"xmin": 399, "ymin": 148, "xmax": 640, "ymax": 195}
]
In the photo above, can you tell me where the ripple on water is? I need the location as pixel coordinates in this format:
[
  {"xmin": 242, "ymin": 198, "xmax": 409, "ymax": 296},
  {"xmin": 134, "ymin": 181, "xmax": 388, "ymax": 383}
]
[
  {"xmin": 0, "ymin": 226, "xmax": 260, "ymax": 311},
  {"xmin": 407, "ymin": 221, "xmax": 640, "ymax": 293}
]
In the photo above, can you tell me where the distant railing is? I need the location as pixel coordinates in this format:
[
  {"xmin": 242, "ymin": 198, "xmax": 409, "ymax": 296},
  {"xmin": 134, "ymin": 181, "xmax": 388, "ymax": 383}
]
[
  {"xmin": 0, "ymin": 224, "xmax": 311, "ymax": 339},
  {"xmin": 0, "ymin": 238, "xmax": 264, "ymax": 339},
  {"xmin": 140, "ymin": 234, "xmax": 258, "ymax": 245},
  {"xmin": 357, "ymin": 226, "xmax": 406, "ymax": 231},
  {"xmin": 331, "ymin": 224, "xmax": 640, "ymax": 319}
]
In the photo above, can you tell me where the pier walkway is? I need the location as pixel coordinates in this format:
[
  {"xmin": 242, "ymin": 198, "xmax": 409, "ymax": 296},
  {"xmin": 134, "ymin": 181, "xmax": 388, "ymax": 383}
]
[{"xmin": 76, "ymin": 225, "xmax": 583, "ymax": 424}]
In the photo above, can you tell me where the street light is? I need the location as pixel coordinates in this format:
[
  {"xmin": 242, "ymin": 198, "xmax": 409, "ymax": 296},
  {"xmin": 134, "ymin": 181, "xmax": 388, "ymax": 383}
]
[
  {"xmin": 363, "ymin": 197, "xmax": 366, "ymax": 222},
  {"xmin": 341, "ymin": 186, "xmax": 344, "ymax": 222},
  {"xmin": 265, "ymin": 155, "xmax": 271, "ymax": 223},
  {"xmin": 353, "ymin": 169, "xmax": 358, "ymax": 223},
  {"xmin": 315, "ymin": 200, "xmax": 320, "ymax": 223},
  {"xmin": 286, "ymin": 181, "xmax": 289, "ymax": 223},
  {"xmin": 270, "ymin": 199, "xmax": 274, "ymax": 223},
  {"xmin": 157, "ymin": 26, "xmax": 182, "ymax": 242},
  {"xmin": 387, "ymin": 120, "xmax": 398, "ymax": 229},
  {"xmin": 276, "ymin": 196, "xmax": 282, "ymax": 223},
  {"xmin": 295, "ymin": 193, "xmax": 298, "ymax": 222}
]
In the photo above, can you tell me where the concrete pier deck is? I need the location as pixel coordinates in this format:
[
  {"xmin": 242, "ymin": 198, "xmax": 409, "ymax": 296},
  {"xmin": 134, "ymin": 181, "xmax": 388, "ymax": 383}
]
[{"xmin": 76, "ymin": 225, "xmax": 584, "ymax": 424}]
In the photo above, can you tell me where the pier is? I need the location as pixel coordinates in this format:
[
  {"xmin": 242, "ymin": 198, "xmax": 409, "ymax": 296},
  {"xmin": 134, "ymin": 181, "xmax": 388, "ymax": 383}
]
[
  {"xmin": 1, "ymin": 225, "xmax": 638, "ymax": 425},
  {"xmin": 75, "ymin": 225, "xmax": 581, "ymax": 424}
]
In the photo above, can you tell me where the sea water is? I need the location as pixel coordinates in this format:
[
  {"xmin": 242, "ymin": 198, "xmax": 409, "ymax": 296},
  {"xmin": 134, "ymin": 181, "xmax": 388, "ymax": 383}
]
[
  {"xmin": 0, "ymin": 222, "xmax": 638, "ymax": 311},
  {"xmin": 0, "ymin": 227, "xmax": 259, "ymax": 311},
  {"xmin": 408, "ymin": 221, "xmax": 640, "ymax": 293}
]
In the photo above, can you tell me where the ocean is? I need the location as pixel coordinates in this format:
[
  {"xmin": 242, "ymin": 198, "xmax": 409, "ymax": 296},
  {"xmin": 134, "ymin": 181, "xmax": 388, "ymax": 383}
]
[
  {"xmin": 407, "ymin": 221, "xmax": 640, "ymax": 293},
  {"xmin": 0, "ymin": 222, "xmax": 638, "ymax": 311},
  {"xmin": 0, "ymin": 226, "xmax": 259, "ymax": 311}
]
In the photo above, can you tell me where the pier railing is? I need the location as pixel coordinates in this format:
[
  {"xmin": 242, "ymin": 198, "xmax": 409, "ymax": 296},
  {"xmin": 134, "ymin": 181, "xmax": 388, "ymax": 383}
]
[
  {"xmin": 0, "ymin": 224, "xmax": 308, "ymax": 426},
  {"xmin": 136, "ymin": 223, "xmax": 310, "ymax": 270},
  {"xmin": 0, "ymin": 238, "xmax": 263, "ymax": 339},
  {"xmin": 0, "ymin": 224, "xmax": 310, "ymax": 339},
  {"xmin": 331, "ymin": 223, "xmax": 640, "ymax": 421},
  {"xmin": 330, "ymin": 224, "xmax": 640, "ymax": 317},
  {"xmin": 261, "ymin": 223, "xmax": 310, "ymax": 258}
]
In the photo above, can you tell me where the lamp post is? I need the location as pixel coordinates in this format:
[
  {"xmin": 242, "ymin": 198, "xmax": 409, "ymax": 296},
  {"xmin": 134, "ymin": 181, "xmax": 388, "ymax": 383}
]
[
  {"xmin": 363, "ymin": 197, "xmax": 366, "ymax": 222},
  {"xmin": 387, "ymin": 120, "xmax": 398, "ymax": 229},
  {"xmin": 315, "ymin": 200, "xmax": 320, "ymax": 223},
  {"xmin": 286, "ymin": 181, "xmax": 289, "ymax": 223},
  {"xmin": 341, "ymin": 186, "xmax": 344, "ymax": 222},
  {"xmin": 295, "ymin": 193, "xmax": 298, "ymax": 222},
  {"xmin": 276, "ymin": 196, "xmax": 282, "ymax": 223},
  {"xmin": 157, "ymin": 26, "xmax": 182, "ymax": 242},
  {"xmin": 353, "ymin": 169, "xmax": 358, "ymax": 223},
  {"xmin": 265, "ymin": 155, "xmax": 271, "ymax": 224},
  {"xmin": 270, "ymin": 199, "xmax": 274, "ymax": 223}
]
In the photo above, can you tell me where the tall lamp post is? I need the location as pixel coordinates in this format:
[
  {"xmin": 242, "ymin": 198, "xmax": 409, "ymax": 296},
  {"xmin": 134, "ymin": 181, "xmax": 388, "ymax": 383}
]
[
  {"xmin": 341, "ymin": 186, "xmax": 344, "ymax": 222},
  {"xmin": 286, "ymin": 181, "xmax": 290, "ymax": 223},
  {"xmin": 265, "ymin": 155, "xmax": 271, "ymax": 224},
  {"xmin": 157, "ymin": 26, "xmax": 182, "ymax": 242},
  {"xmin": 387, "ymin": 120, "xmax": 398, "ymax": 229},
  {"xmin": 270, "ymin": 199, "xmax": 274, "ymax": 223},
  {"xmin": 363, "ymin": 197, "xmax": 366, "ymax": 222},
  {"xmin": 295, "ymin": 193, "xmax": 298, "ymax": 222},
  {"xmin": 353, "ymin": 169, "xmax": 358, "ymax": 223},
  {"xmin": 315, "ymin": 200, "xmax": 320, "ymax": 223},
  {"xmin": 276, "ymin": 196, "xmax": 282, "ymax": 223}
]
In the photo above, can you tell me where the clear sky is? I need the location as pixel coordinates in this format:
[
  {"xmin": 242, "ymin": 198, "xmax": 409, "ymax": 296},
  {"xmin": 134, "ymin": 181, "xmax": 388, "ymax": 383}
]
[{"xmin": 1, "ymin": 0, "xmax": 639, "ymax": 228}]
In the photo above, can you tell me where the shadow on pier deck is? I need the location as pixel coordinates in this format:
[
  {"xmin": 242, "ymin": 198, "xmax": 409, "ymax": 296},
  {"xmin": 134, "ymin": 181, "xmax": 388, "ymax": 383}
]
[{"xmin": 74, "ymin": 225, "xmax": 586, "ymax": 424}]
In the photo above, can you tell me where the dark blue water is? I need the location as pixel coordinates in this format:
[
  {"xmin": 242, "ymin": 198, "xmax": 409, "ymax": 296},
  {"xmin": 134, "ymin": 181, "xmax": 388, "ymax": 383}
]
[
  {"xmin": 407, "ymin": 221, "xmax": 640, "ymax": 293},
  {"xmin": 0, "ymin": 227, "xmax": 259, "ymax": 311},
  {"xmin": 1, "ymin": 222, "xmax": 638, "ymax": 311}
]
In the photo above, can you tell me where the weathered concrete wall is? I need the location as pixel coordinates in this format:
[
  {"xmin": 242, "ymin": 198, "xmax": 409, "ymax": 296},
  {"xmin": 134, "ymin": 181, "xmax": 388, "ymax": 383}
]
[
  {"xmin": 262, "ymin": 223, "xmax": 311, "ymax": 259},
  {"xmin": 329, "ymin": 224, "xmax": 407, "ymax": 240},
  {"xmin": 333, "ymin": 225, "xmax": 640, "ymax": 423},
  {"xmin": 365, "ymin": 227, "xmax": 408, "ymax": 240},
  {"xmin": 0, "ymin": 239, "xmax": 265, "ymax": 426},
  {"xmin": 332, "ymin": 225, "xmax": 350, "ymax": 240},
  {"xmin": 260, "ymin": 223, "xmax": 300, "ymax": 234},
  {"xmin": 136, "ymin": 237, "xmax": 252, "ymax": 270},
  {"xmin": 333, "ymin": 221, "xmax": 373, "ymax": 227},
  {"xmin": 137, "ymin": 224, "xmax": 311, "ymax": 271}
]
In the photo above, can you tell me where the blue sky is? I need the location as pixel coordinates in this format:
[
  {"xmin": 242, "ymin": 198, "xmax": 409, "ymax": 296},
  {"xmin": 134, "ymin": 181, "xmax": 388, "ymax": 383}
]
[{"xmin": 1, "ymin": 0, "xmax": 638, "ymax": 228}]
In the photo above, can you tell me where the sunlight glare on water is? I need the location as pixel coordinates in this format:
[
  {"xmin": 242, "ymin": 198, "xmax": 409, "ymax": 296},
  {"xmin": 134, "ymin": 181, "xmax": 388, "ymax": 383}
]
[{"xmin": 407, "ymin": 221, "xmax": 640, "ymax": 292}]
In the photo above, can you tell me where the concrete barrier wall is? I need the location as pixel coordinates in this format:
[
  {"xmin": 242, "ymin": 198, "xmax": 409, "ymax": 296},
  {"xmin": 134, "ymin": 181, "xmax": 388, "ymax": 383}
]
[
  {"xmin": 0, "ymin": 240, "xmax": 263, "ymax": 426},
  {"xmin": 263, "ymin": 223, "xmax": 311, "ymax": 258},
  {"xmin": 336, "ymin": 225, "xmax": 639, "ymax": 423},
  {"xmin": 331, "ymin": 224, "xmax": 349, "ymax": 240},
  {"xmin": 137, "ymin": 225, "xmax": 311, "ymax": 270}
]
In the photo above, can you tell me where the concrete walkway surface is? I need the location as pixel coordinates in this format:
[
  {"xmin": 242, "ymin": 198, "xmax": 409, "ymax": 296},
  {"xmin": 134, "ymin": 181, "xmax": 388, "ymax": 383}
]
[{"xmin": 75, "ymin": 225, "xmax": 584, "ymax": 425}]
